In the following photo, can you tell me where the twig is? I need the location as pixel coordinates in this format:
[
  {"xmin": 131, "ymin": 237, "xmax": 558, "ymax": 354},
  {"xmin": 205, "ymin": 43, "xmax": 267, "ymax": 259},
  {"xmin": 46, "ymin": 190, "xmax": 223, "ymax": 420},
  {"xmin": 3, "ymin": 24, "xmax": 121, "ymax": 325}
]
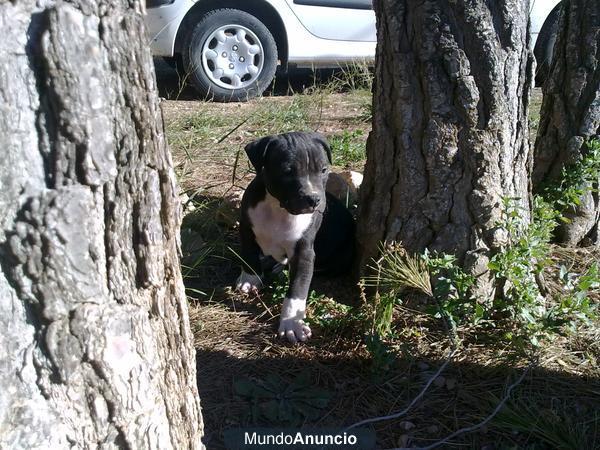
[
  {"xmin": 392, "ymin": 362, "xmax": 533, "ymax": 450},
  {"xmin": 217, "ymin": 117, "xmax": 249, "ymax": 144},
  {"xmin": 342, "ymin": 346, "xmax": 458, "ymax": 433},
  {"xmin": 232, "ymin": 145, "xmax": 242, "ymax": 186}
]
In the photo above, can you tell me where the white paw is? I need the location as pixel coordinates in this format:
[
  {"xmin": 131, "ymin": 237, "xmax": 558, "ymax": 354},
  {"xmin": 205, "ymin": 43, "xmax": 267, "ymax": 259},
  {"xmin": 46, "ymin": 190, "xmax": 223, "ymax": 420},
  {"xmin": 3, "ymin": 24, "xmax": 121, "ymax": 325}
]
[
  {"xmin": 235, "ymin": 270, "xmax": 263, "ymax": 293},
  {"xmin": 278, "ymin": 297, "xmax": 312, "ymax": 343}
]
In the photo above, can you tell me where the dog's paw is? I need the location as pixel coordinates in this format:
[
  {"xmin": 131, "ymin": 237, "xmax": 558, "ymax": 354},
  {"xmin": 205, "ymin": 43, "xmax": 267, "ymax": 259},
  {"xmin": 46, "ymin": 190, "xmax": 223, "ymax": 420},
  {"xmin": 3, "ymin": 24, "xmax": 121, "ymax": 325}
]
[
  {"xmin": 278, "ymin": 318, "xmax": 312, "ymax": 343},
  {"xmin": 278, "ymin": 297, "xmax": 311, "ymax": 343},
  {"xmin": 235, "ymin": 271, "xmax": 263, "ymax": 293}
]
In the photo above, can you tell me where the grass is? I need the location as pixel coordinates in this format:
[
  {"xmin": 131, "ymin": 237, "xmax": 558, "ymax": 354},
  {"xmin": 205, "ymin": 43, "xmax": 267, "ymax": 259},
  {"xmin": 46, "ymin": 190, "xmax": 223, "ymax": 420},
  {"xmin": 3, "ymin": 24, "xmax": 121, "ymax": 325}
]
[
  {"xmin": 159, "ymin": 63, "xmax": 600, "ymax": 449},
  {"xmin": 329, "ymin": 129, "xmax": 366, "ymax": 167}
]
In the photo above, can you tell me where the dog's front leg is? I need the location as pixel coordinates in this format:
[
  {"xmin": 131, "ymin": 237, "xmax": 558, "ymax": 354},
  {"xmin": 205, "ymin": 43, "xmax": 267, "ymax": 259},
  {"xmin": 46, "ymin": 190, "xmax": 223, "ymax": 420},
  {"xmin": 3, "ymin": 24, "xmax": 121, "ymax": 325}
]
[{"xmin": 279, "ymin": 240, "xmax": 315, "ymax": 343}]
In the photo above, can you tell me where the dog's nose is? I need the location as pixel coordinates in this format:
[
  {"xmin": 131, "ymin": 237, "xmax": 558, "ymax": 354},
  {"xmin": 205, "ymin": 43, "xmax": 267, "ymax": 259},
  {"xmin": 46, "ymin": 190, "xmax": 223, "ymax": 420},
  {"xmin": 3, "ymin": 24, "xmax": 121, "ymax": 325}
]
[{"xmin": 305, "ymin": 195, "xmax": 320, "ymax": 208}]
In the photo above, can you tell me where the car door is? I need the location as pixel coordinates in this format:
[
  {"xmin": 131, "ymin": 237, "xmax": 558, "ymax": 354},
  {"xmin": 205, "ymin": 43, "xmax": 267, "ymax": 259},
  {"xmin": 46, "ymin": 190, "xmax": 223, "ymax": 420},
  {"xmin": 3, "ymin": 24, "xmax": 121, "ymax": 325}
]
[{"xmin": 285, "ymin": 0, "xmax": 376, "ymax": 42}]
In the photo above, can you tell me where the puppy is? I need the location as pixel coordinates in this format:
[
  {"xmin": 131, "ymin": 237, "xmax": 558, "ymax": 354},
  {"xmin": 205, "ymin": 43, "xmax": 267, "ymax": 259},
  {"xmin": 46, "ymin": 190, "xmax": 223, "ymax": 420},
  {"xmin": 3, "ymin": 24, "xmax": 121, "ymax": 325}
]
[{"xmin": 236, "ymin": 132, "xmax": 354, "ymax": 343}]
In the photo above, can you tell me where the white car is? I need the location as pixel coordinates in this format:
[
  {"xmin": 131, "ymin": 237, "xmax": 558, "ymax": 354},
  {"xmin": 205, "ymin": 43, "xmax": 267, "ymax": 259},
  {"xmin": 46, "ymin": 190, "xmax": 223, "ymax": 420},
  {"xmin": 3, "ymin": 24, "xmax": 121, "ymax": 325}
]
[
  {"xmin": 145, "ymin": 0, "xmax": 376, "ymax": 101},
  {"xmin": 145, "ymin": 0, "xmax": 562, "ymax": 102}
]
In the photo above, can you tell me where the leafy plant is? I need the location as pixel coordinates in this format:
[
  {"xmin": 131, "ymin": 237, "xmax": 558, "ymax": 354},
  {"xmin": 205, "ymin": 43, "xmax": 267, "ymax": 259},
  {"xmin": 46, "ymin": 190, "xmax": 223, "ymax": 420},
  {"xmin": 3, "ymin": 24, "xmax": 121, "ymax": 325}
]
[
  {"xmin": 487, "ymin": 198, "xmax": 552, "ymax": 342},
  {"xmin": 538, "ymin": 139, "xmax": 600, "ymax": 215},
  {"xmin": 234, "ymin": 372, "xmax": 331, "ymax": 425},
  {"xmin": 365, "ymin": 333, "xmax": 396, "ymax": 375},
  {"xmin": 307, "ymin": 295, "xmax": 360, "ymax": 334},
  {"xmin": 488, "ymin": 199, "xmax": 597, "ymax": 344},
  {"xmin": 422, "ymin": 251, "xmax": 478, "ymax": 328},
  {"xmin": 548, "ymin": 262, "xmax": 599, "ymax": 327},
  {"xmin": 486, "ymin": 140, "xmax": 600, "ymax": 343}
]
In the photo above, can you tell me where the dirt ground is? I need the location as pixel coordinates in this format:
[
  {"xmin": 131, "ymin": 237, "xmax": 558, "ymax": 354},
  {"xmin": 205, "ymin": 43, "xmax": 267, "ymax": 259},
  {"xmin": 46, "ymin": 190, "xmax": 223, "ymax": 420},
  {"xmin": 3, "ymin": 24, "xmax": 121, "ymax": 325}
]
[{"xmin": 155, "ymin": 62, "xmax": 600, "ymax": 450}]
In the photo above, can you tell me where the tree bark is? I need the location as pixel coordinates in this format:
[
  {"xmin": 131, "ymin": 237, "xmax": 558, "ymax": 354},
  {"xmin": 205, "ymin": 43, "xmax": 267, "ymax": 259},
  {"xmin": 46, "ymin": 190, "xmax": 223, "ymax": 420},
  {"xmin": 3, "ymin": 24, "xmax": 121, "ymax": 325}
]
[
  {"xmin": 357, "ymin": 0, "xmax": 534, "ymax": 298},
  {"xmin": 0, "ymin": 1, "xmax": 203, "ymax": 448},
  {"xmin": 533, "ymin": 0, "xmax": 600, "ymax": 246}
]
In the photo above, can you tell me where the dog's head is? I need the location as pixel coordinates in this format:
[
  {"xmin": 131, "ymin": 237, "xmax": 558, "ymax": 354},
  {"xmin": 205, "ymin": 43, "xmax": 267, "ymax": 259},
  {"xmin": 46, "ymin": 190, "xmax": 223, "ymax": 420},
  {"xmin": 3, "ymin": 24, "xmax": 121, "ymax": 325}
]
[{"xmin": 245, "ymin": 132, "xmax": 332, "ymax": 215}]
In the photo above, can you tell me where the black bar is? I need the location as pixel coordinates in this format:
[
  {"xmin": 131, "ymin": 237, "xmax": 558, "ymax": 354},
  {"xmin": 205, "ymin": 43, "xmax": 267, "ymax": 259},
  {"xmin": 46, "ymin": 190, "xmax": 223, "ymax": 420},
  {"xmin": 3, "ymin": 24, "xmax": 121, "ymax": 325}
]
[
  {"xmin": 293, "ymin": 0, "xmax": 373, "ymax": 11},
  {"xmin": 146, "ymin": 0, "xmax": 176, "ymax": 8}
]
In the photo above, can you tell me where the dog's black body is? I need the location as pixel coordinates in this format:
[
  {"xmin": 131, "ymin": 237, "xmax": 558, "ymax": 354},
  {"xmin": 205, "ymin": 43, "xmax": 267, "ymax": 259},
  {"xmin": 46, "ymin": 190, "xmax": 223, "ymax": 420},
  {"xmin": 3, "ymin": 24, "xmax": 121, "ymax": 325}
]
[{"xmin": 236, "ymin": 132, "xmax": 354, "ymax": 342}]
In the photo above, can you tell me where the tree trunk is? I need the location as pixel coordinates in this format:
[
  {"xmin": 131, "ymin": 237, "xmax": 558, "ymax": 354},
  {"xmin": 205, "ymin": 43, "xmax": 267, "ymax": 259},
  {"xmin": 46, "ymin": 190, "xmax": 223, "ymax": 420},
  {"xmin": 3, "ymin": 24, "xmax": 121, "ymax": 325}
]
[
  {"xmin": 533, "ymin": 0, "xmax": 600, "ymax": 246},
  {"xmin": 0, "ymin": 2, "xmax": 203, "ymax": 448},
  {"xmin": 357, "ymin": 0, "xmax": 534, "ymax": 299}
]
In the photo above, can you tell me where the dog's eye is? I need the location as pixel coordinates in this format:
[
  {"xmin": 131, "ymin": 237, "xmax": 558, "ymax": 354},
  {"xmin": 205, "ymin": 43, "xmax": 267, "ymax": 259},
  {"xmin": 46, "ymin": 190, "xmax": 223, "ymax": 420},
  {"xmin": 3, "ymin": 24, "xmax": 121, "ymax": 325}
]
[
  {"xmin": 283, "ymin": 167, "xmax": 293, "ymax": 175},
  {"xmin": 321, "ymin": 167, "xmax": 328, "ymax": 174}
]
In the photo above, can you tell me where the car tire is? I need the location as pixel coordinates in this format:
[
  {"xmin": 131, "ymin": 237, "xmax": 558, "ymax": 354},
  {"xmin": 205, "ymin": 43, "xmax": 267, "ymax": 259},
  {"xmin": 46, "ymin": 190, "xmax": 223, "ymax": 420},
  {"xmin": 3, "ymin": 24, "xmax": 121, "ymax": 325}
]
[
  {"xmin": 182, "ymin": 9, "xmax": 278, "ymax": 102},
  {"xmin": 534, "ymin": 3, "xmax": 562, "ymax": 87}
]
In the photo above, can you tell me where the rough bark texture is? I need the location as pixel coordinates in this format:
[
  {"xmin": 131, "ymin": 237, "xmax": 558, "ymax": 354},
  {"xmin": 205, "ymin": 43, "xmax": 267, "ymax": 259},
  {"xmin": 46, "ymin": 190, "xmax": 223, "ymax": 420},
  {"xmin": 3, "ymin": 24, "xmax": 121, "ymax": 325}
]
[
  {"xmin": 358, "ymin": 0, "xmax": 533, "ymax": 298},
  {"xmin": 0, "ymin": 1, "xmax": 203, "ymax": 448},
  {"xmin": 534, "ymin": 0, "xmax": 600, "ymax": 245}
]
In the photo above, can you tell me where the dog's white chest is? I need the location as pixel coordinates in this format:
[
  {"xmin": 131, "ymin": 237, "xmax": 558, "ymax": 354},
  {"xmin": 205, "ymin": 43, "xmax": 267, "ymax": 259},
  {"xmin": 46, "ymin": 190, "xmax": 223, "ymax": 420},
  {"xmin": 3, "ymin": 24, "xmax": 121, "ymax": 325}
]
[{"xmin": 248, "ymin": 195, "xmax": 314, "ymax": 263}]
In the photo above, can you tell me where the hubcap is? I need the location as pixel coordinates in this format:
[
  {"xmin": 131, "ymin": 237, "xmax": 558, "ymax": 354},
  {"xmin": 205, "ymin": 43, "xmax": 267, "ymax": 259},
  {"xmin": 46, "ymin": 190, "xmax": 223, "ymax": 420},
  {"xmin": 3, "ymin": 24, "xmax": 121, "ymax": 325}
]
[{"xmin": 201, "ymin": 24, "xmax": 264, "ymax": 90}]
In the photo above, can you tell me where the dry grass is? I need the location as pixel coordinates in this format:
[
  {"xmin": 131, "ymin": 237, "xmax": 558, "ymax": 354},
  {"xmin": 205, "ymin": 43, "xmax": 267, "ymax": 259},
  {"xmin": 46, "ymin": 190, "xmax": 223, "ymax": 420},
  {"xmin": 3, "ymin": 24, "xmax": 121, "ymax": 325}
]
[{"xmin": 157, "ymin": 62, "xmax": 599, "ymax": 449}]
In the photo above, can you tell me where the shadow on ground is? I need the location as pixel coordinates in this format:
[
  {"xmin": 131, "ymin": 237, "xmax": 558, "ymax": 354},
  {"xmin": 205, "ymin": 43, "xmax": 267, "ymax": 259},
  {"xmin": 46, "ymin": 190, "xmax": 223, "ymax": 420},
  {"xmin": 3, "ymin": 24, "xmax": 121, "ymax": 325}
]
[{"xmin": 195, "ymin": 325, "xmax": 600, "ymax": 449}]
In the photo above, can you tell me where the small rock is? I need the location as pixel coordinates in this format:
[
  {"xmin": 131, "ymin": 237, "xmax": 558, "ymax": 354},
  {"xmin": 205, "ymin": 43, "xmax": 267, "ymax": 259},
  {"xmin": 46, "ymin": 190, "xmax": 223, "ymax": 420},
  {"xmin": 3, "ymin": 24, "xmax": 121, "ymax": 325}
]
[
  {"xmin": 180, "ymin": 192, "xmax": 197, "ymax": 213},
  {"xmin": 345, "ymin": 170, "xmax": 363, "ymax": 190},
  {"xmin": 426, "ymin": 425, "xmax": 439, "ymax": 434},
  {"xmin": 433, "ymin": 376, "xmax": 446, "ymax": 387},
  {"xmin": 326, "ymin": 169, "xmax": 363, "ymax": 206},
  {"xmin": 326, "ymin": 172, "xmax": 356, "ymax": 203},
  {"xmin": 399, "ymin": 421, "xmax": 415, "ymax": 431},
  {"xmin": 446, "ymin": 378, "xmax": 457, "ymax": 390}
]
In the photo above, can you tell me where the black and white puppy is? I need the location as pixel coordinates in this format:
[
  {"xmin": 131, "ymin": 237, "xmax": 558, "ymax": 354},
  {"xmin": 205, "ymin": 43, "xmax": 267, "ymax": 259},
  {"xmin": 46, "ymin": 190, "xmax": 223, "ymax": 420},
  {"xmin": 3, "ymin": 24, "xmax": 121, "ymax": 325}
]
[{"xmin": 236, "ymin": 132, "xmax": 354, "ymax": 343}]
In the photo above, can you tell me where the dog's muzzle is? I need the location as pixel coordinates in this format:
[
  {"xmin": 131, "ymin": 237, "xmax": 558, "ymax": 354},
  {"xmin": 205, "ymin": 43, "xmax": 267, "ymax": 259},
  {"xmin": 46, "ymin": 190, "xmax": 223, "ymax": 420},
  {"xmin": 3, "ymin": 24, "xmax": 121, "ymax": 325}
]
[{"xmin": 281, "ymin": 194, "xmax": 321, "ymax": 215}]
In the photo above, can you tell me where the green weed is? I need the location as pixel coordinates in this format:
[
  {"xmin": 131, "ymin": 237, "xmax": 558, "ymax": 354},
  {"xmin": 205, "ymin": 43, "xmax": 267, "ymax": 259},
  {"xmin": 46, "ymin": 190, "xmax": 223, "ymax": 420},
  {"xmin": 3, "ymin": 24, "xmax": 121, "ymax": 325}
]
[
  {"xmin": 265, "ymin": 269, "xmax": 324, "ymax": 308},
  {"xmin": 365, "ymin": 333, "xmax": 396, "ymax": 375},
  {"xmin": 234, "ymin": 372, "xmax": 331, "ymax": 425},
  {"xmin": 329, "ymin": 129, "xmax": 366, "ymax": 166},
  {"xmin": 422, "ymin": 251, "xmax": 478, "ymax": 329},
  {"xmin": 487, "ymin": 140, "xmax": 600, "ymax": 344},
  {"xmin": 307, "ymin": 295, "xmax": 360, "ymax": 334},
  {"xmin": 488, "ymin": 197, "xmax": 554, "ymax": 343},
  {"xmin": 549, "ymin": 262, "xmax": 599, "ymax": 328},
  {"xmin": 538, "ymin": 139, "xmax": 600, "ymax": 214}
]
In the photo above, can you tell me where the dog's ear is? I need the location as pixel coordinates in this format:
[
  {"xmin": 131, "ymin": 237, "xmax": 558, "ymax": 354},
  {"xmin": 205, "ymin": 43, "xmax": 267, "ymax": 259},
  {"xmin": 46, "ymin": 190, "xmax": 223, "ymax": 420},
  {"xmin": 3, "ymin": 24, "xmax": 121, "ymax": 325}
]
[
  {"xmin": 310, "ymin": 132, "xmax": 332, "ymax": 164},
  {"xmin": 244, "ymin": 136, "xmax": 273, "ymax": 172}
]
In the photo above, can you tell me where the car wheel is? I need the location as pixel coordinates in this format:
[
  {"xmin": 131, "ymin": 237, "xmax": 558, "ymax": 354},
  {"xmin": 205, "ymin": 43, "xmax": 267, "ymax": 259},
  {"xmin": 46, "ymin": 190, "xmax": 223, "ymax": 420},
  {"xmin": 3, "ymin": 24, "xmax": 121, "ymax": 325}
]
[
  {"xmin": 182, "ymin": 9, "xmax": 278, "ymax": 102},
  {"xmin": 534, "ymin": 3, "xmax": 562, "ymax": 87}
]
